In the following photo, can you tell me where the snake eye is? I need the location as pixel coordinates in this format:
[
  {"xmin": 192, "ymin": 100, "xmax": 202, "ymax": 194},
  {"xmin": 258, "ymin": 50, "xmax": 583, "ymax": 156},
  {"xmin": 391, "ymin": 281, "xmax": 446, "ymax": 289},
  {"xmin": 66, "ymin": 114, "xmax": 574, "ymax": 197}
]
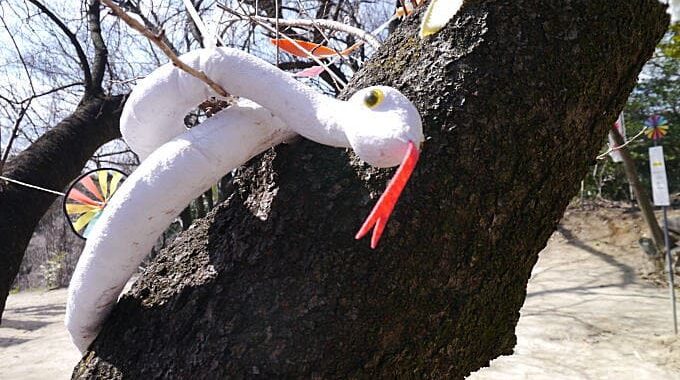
[{"xmin": 363, "ymin": 89, "xmax": 385, "ymax": 109}]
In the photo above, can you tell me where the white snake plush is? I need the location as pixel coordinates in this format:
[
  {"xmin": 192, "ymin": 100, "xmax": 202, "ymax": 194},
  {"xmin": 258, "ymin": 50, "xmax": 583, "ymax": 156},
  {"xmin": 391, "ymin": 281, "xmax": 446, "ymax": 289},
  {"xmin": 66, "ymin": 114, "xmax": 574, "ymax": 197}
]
[{"xmin": 66, "ymin": 47, "xmax": 424, "ymax": 353}]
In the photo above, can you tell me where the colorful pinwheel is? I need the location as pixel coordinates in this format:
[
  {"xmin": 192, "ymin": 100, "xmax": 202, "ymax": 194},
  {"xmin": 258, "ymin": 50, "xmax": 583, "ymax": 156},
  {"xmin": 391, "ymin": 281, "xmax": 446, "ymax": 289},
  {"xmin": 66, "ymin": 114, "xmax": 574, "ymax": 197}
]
[
  {"xmin": 644, "ymin": 115, "xmax": 669, "ymax": 141},
  {"xmin": 63, "ymin": 168, "xmax": 126, "ymax": 239}
]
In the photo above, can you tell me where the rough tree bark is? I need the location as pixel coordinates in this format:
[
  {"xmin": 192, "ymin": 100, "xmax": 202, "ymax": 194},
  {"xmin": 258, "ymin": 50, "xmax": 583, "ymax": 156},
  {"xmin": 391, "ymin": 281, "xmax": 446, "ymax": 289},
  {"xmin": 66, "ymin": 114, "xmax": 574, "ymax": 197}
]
[{"xmin": 73, "ymin": 1, "xmax": 668, "ymax": 378}]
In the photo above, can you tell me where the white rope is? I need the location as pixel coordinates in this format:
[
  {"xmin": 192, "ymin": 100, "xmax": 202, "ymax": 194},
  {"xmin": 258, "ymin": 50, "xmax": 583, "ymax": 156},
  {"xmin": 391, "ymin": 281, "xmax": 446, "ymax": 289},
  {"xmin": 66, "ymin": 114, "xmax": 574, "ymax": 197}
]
[{"xmin": 0, "ymin": 175, "xmax": 66, "ymax": 196}]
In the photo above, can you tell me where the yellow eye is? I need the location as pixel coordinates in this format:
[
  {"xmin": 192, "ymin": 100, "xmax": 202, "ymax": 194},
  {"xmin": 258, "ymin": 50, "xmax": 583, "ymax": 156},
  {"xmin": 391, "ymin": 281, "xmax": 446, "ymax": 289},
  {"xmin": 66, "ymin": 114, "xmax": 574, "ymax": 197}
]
[{"xmin": 363, "ymin": 89, "xmax": 385, "ymax": 109}]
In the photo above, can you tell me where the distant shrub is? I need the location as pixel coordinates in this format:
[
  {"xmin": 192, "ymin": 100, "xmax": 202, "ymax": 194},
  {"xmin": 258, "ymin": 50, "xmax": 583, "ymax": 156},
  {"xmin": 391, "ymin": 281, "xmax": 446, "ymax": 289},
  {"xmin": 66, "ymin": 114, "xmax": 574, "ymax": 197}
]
[{"xmin": 40, "ymin": 251, "xmax": 69, "ymax": 289}]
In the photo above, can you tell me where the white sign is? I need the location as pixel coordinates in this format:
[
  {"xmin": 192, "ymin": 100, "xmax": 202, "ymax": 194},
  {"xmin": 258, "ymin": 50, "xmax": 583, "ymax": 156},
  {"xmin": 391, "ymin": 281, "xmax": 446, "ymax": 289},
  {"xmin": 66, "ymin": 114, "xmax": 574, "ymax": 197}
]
[
  {"xmin": 608, "ymin": 113, "xmax": 626, "ymax": 163},
  {"xmin": 649, "ymin": 146, "xmax": 670, "ymax": 206}
]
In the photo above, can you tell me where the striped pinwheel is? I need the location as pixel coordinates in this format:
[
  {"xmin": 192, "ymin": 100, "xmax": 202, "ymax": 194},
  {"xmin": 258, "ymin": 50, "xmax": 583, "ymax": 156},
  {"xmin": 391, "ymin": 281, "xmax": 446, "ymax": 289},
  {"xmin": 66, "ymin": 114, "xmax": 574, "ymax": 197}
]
[
  {"xmin": 63, "ymin": 168, "xmax": 127, "ymax": 239},
  {"xmin": 644, "ymin": 115, "xmax": 669, "ymax": 141}
]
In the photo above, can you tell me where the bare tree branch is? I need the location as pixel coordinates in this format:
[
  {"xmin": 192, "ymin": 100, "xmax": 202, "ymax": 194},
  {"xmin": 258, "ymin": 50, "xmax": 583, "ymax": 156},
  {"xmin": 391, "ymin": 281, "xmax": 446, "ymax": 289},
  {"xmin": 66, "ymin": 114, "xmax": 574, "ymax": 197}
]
[
  {"xmin": 0, "ymin": 13, "xmax": 35, "ymax": 94},
  {"xmin": 0, "ymin": 12, "xmax": 35, "ymax": 173},
  {"xmin": 0, "ymin": 104, "xmax": 29, "ymax": 174},
  {"xmin": 25, "ymin": 82, "xmax": 86, "ymax": 103},
  {"xmin": 101, "ymin": 0, "xmax": 229, "ymax": 97},
  {"xmin": 251, "ymin": 16, "xmax": 382, "ymax": 49},
  {"xmin": 92, "ymin": 148, "xmax": 132, "ymax": 158},
  {"xmin": 26, "ymin": 0, "xmax": 94, "ymax": 91},
  {"xmin": 119, "ymin": 0, "xmax": 180, "ymax": 55},
  {"xmin": 219, "ymin": 3, "xmax": 347, "ymax": 88},
  {"xmin": 88, "ymin": 0, "xmax": 108, "ymax": 93},
  {"xmin": 2, "ymin": 82, "xmax": 86, "ymax": 106}
]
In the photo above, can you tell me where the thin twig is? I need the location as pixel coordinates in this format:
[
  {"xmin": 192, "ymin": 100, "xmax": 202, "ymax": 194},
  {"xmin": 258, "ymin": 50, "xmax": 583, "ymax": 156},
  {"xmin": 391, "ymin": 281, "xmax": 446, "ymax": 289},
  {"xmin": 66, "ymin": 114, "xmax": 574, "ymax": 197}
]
[
  {"xmin": 275, "ymin": 0, "xmax": 280, "ymax": 67},
  {"xmin": 100, "ymin": 0, "xmax": 229, "ymax": 97},
  {"xmin": 92, "ymin": 149, "xmax": 134, "ymax": 158},
  {"xmin": 0, "ymin": 13, "xmax": 35, "ymax": 94},
  {"xmin": 251, "ymin": 16, "xmax": 382, "ymax": 49},
  {"xmin": 27, "ymin": 0, "xmax": 93, "ymax": 91},
  {"xmin": 0, "ymin": 105, "xmax": 29, "ymax": 174},
  {"xmin": 293, "ymin": 0, "xmax": 342, "ymax": 56},
  {"xmin": 0, "ymin": 82, "xmax": 85, "ymax": 108},
  {"xmin": 23, "ymin": 83, "xmax": 85, "ymax": 103},
  {"xmin": 0, "ymin": 12, "xmax": 34, "ymax": 173},
  {"xmin": 596, "ymin": 127, "xmax": 647, "ymax": 160},
  {"xmin": 117, "ymin": 0, "xmax": 180, "ymax": 54},
  {"xmin": 218, "ymin": 3, "xmax": 347, "ymax": 88},
  {"xmin": 107, "ymin": 77, "xmax": 144, "ymax": 86}
]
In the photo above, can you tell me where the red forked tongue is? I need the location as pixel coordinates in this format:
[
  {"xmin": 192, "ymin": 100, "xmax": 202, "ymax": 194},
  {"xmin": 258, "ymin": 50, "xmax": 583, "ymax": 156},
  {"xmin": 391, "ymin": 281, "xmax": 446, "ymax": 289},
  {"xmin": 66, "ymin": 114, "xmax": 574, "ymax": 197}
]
[{"xmin": 355, "ymin": 141, "xmax": 420, "ymax": 249}]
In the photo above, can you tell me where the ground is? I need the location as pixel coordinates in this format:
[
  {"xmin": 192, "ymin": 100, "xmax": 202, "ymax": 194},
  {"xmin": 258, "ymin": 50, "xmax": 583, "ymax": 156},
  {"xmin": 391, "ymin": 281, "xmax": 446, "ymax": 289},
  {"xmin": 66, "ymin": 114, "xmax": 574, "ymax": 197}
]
[
  {"xmin": 470, "ymin": 205, "xmax": 680, "ymax": 379},
  {"xmin": 1, "ymin": 207, "xmax": 678, "ymax": 379},
  {"xmin": 0, "ymin": 288, "xmax": 78, "ymax": 379}
]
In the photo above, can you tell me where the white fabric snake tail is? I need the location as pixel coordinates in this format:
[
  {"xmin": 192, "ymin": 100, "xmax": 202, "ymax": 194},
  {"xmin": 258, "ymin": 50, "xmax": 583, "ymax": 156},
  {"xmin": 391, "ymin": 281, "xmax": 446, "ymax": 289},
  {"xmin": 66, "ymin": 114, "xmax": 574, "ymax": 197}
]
[{"xmin": 66, "ymin": 47, "xmax": 423, "ymax": 353}]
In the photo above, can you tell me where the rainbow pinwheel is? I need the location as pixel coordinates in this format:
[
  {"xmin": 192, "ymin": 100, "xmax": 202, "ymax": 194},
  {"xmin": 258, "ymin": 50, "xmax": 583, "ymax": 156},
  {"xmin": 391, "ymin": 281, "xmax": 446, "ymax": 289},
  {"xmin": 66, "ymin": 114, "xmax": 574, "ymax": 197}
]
[
  {"xmin": 644, "ymin": 115, "xmax": 669, "ymax": 141},
  {"xmin": 63, "ymin": 168, "xmax": 126, "ymax": 239}
]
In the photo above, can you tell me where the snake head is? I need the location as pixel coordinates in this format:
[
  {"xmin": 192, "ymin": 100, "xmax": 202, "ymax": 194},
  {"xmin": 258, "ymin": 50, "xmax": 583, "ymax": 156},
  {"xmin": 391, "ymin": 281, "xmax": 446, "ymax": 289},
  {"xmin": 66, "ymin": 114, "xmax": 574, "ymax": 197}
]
[
  {"xmin": 345, "ymin": 86, "xmax": 424, "ymax": 249},
  {"xmin": 345, "ymin": 86, "xmax": 424, "ymax": 168}
]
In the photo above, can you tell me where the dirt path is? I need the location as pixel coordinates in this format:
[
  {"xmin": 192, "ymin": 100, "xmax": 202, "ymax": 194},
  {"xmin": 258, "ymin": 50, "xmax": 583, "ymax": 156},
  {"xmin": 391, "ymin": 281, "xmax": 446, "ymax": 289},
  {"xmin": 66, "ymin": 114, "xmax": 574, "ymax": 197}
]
[
  {"xmin": 1, "ymin": 208, "xmax": 678, "ymax": 379},
  {"xmin": 470, "ymin": 208, "xmax": 680, "ymax": 379},
  {"xmin": 0, "ymin": 288, "xmax": 80, "ymax": 379}
]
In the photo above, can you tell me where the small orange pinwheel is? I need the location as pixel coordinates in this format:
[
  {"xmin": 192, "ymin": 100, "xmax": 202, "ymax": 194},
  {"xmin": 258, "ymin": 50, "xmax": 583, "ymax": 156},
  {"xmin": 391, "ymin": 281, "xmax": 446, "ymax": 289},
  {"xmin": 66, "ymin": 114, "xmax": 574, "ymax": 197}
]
[{"xmin": 270, "ymin": 38, "xmax": 359, "ymax": 58}]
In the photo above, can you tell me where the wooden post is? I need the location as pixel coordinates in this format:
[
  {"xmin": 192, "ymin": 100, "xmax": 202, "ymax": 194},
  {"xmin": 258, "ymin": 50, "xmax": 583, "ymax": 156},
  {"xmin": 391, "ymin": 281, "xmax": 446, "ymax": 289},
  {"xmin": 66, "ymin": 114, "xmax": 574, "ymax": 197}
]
[{"xmin": 609, "ymin": 128, "xmax": 665, "ymax": 252}]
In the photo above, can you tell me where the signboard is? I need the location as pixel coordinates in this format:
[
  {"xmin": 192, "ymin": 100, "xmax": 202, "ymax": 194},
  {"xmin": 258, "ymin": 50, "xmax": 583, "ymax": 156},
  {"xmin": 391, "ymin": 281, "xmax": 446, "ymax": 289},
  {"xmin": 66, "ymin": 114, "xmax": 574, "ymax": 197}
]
[
  {"xmin": 608, "ymin": 113, "xmax": 626, "ymax": 162},
  {"xmin": 649, "ymin": 146, "xmax": 671, "ymax": 206}
]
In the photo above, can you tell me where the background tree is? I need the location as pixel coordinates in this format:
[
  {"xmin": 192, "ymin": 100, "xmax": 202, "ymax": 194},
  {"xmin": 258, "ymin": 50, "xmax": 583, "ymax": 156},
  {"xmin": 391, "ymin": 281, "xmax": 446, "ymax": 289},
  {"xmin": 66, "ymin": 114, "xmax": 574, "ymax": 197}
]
[
  {"xmin": 625, "ymin": 42, "xmax": 679, "ymax": 191},
  {"xmin": 72, "ymin": 1, "xmax": 668, "ymax": 378},
  {"xmin": 585, "ymin": 26, "xmax": 679, "ymax": 200},
  {"xmin": 0, "ymin": 0, "xmax": 125, "ymax": 317}
]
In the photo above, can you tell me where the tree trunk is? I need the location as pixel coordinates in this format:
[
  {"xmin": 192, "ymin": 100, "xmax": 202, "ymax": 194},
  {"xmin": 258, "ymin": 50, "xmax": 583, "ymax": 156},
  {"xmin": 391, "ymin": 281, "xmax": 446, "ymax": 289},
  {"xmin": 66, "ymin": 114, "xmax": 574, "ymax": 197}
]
[
  {"xmin": 73, "ymin": 1, "xmax": 667, "ymax": 378},
  {"xmin": 0, "ymin": 94, "xmax": 126, "ymax": 317}
]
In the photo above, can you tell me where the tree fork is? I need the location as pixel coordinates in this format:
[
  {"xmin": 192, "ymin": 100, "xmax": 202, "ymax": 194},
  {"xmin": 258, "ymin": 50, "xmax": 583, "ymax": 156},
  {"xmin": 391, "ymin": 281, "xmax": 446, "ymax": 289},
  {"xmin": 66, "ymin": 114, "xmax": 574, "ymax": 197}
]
[{"xmin": 74, "ymin": 1, "xmax": 668, "ymax": 378}]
